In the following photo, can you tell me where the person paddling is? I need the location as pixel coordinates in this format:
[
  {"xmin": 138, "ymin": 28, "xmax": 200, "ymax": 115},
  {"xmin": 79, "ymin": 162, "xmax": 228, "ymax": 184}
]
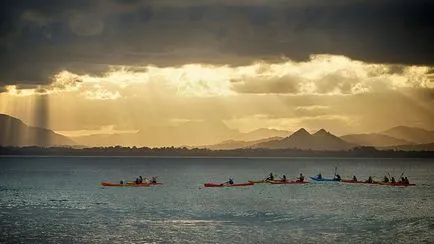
[
  {"xmin": 366, "ymin": 176, "xmax": 373, "ymax": 183},
  {"xmin": 298, "ymin": 173, "xmax": 305, "ymax": 182},
  {"xmin": 266, "ymin": 173, "xmax": 274, "ymax": 181},
  {"xmin": 151, "ymin": 176, "xmax": 157, "ymax": 184},
  {"xmin": 226, "ymin": 178, "xmax": 234, "ymax": 185},
  {"xmin": 383, "ymin": 176, "xmax": 389, "ymax": 183},
  {"xmin": 317, "ymin": 173, "xmax": 322, "ymax": 179},
  {"xmin": 280, "ymin": 175, "xmax": 287, "ymax": 182},
  {"xmin": 391, "ymin": 177, "xmax": 396, "ymax": 183},
  {"xmin": 352, "ymin": 175, "xmax": 357, "ymax": 181}
]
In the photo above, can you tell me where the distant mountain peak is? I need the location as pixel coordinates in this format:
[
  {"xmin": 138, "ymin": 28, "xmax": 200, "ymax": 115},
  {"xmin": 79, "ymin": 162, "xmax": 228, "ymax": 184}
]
[
  {"xmin": 313, "ymin": 128, "xmax": 329, "ymax": 136},
  {"xmin": 292, "ymin": 128, "xmax": 311, "ymax": 136}
]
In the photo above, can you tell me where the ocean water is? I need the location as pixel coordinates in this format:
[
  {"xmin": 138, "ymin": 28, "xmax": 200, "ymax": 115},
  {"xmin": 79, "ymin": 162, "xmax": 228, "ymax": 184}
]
[{"xmin": 0, "ymin": 156, "xmax": 433, "ymax": 243}]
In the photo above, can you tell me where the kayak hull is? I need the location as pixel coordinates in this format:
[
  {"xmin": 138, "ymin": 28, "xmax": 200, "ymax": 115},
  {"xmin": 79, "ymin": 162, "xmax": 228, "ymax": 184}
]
[
  {"xmin": 204, "ymin": 182, "xmax": 254, "ymax": 187},
  {"xmin": 269, "ymin": 180, "xmax": 309, "ymax": 184},
  {"xmin": 101, "ymin": 182, "xmax": 150, "ymax": 187},
  {"xmin": 310, "ymin": 176, "xmax": 340, "ymax": 182},
  {"xmin": 378, "ymin": 182, "xmax": 415, "ymax": 186},
  {"xmin": 340, "ymin": 180, "xmax": 380, "ymax": 184},
  {"xmin": 248, "ymin": 180, "xmax": 270, "ymax": 184}
]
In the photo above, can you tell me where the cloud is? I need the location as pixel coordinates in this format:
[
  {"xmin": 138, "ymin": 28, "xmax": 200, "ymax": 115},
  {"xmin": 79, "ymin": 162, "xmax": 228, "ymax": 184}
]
[
  {"xmin": 1, "ymin": 0, "xmax": 434, "ymax": 85},
  {"xmin": 2, "ymin": 55, "xmax": 432, "ymax": 98},
  {"xmin": 231, "ymin": 75, "xmax": 301, "ymax": 94}
]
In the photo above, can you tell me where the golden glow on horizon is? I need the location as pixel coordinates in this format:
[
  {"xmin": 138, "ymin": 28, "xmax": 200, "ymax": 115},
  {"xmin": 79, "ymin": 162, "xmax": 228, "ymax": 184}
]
[{"xmin": 1, "ymin": 54, "xmax": 433, "ymax": 144}]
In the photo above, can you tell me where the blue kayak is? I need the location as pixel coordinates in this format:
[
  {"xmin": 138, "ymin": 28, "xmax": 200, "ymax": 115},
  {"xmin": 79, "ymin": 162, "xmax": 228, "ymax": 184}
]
[{"xmin": 310, "ymin": 176, "xmax": 341, "ymax": 182}]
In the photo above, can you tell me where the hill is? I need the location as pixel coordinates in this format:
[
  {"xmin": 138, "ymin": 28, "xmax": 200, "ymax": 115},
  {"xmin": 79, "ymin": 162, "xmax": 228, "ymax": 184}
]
[
  {"xmin": 254, "ymin": 128, "xmax": 355, "ymax": 151},
  {"xmin": 340, "ymin": 133, "xmax": 413, "ymax": 147},
  {"xmin": 381, "ymin": 126, "xmax": 434, "ymax": 144},
  {"xmin": 0, "ymin": 114, "xmax": 75, "ymax": 147},
  {"xmin": 206, "ymin": 137, "xmax": 283, "ymax": 150}
]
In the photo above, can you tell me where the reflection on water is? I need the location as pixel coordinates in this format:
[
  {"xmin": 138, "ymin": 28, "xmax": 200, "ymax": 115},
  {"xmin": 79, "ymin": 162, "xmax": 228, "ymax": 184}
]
[{"xmin": 0, "ymin": 157, "xmax": 433, "ymax": 243}]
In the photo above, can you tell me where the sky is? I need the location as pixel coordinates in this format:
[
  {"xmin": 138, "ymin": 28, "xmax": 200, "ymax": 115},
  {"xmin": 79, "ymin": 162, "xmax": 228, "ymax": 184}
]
[{"xmin": 0, "ymin": 0, "xmax": 434, "ymax": 146}]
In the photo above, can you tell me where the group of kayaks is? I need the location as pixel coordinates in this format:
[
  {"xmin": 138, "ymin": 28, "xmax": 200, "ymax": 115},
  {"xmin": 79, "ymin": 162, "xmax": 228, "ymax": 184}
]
[
  {"xmin": 100, "ymin": 173, "xmax": 415, "ymax": 188},
  {"xmin": 309, "ymin": 173, "xmax": 415, "ymax": 186},
  {"xmin": 203, "ymin": 180, "xmax": 307, "ymax": 187}
]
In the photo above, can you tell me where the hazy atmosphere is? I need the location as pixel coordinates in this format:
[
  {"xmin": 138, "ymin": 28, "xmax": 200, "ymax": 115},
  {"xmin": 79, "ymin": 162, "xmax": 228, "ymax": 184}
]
[
  {"xmin": 1, "ymin": 2, "xmax": 434, "ymax": 243},
  {"xmin": 1, "ymin": 0, "xmax": 434, "ymax": 147}
]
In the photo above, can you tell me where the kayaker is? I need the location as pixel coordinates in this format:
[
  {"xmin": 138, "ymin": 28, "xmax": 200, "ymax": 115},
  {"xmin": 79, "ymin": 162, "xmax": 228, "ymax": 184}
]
[
  {"xmin": 334, "ymin": 174, "xmax": 341, "ymax": 181},
  {"xmin": 352, "ymin": 175, "xmax": 357, "ymax": 181},
  {"xmin": 266, "ymin": 173, "xmax": 274, "ymax": 181},
  {"xmin": 135, "ymin": 178, "xmax": 140, "ymax": 184},
  {"xmin": 226, "ymin": 178, "xmax": 234, "ymax": 184},
  {"xmin": 366, "ymin": 176, "xmax": 373, "ymax": 183},
  {"xmin": 139, "ymin": 176, "xmax": 143, "ymax": 183},
  {"xmin": 383, "ymin": 176, "xmax": 389, "ymax": 183},
  {"xmin": 317, "ymin": 173, "xmax": 322, "ymax": 179},
  {"xmin": 120, "ymin": 180, "xmax": 124, "ymax": 184},
  {"xmin": 151, "ymin": 176, "xmax": 157, "ymax": 184},
  {"xmin": 400, "ymin": 176, "xmax": 405, "ymax": 183},
  {"xmin": 281, "ymin": 175, "xmax": 287, "ymax": 182},
  {"xmin": 404, "ymin": 177, "xmax": 409, "ymax": 184},
  {"xmin": 298, "ymin": 173, "xmax": 305, "ymax": 182},
  {"xmin": 391, "ymin": 177, "xmax": 396, "ymax": 183}
]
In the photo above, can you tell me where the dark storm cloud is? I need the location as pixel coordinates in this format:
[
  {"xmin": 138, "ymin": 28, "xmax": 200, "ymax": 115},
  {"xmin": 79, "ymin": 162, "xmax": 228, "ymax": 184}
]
[{"xmin": 1, "ymin": 0, "xmax": 434, "ymax": 85}]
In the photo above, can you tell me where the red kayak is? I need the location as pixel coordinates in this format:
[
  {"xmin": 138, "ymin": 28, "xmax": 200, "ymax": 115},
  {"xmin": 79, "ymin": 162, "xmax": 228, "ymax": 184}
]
[
  {"xmin": 269, "ymin": 180, "xmax": 309, "ymax": 184},
  {"xmin": 340, "ymin": 180, "xmax": 381, "ymax": 185},
  {"xmin": 204, "ymin": 182, "xmax": 254, "ymax": 187},
  {"xmin": 340, "ymin": 180, "xmax": 415, "ymax": 186},
  {"xmin": 101, "ymin": 182, "xmax": 150, "ymax": 187}
]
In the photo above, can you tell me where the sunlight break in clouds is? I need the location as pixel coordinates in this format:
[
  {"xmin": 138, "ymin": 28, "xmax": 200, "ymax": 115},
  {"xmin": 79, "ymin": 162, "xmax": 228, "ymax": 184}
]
[
  {"xmin": 3, "ymin": 55, "xmax": 433, "ymax": 99},
  {"xmin": 1, "ymin": 55, "xmax": 433, "ymax": 140}
]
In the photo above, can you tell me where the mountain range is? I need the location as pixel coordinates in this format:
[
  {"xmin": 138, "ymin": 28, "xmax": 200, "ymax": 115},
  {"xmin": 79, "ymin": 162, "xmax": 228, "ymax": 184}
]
[
  {"xmin": 252, "ymin": 128, "xmax": 356, "ymax": 151},
  {"xmin": 71, "ymin": 123, "xmax": 291, "ymax": 147},
  {"xmin": 1, "ymin": 113, "xmax": 433, "ymax": 151}
]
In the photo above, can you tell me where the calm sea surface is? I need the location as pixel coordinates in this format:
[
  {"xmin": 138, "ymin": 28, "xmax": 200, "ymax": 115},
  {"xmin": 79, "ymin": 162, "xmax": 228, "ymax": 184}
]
[{"xmin": 0, "ymin": 157, "xmax": 433, "ymax": 243}]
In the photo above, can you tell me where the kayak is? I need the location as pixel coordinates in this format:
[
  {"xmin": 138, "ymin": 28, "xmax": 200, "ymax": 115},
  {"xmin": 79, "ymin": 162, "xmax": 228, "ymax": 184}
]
[
  {"xmin": 248, "ymin": 180, "xmax": 270, "ymax": 184},
  {"xmin": 125, "ymin": 181, "xmax": 163, "ymax": 185},
  {"xmin": 310, "ymin": 176, "xmax": 340, "ymax": 182},
  {"xmin": 269, "ymin": 180, "xmax": 309, "ymax": 184},
  {"xmin": 204, "ymin": 182, "xmax": 254, "ymax": 187},
  {"xmin": 101, "ymin": 182, "xmax": 150, "ymax": 187},
  {"xmin": 340, "ymin": 179, "xmax": 380, "ymax": 184}
]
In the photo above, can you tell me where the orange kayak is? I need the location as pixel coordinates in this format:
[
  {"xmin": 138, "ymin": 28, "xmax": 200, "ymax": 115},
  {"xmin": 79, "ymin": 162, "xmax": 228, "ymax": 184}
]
[{"xmin": 101, "ymin": 182, "xmax": 150, "ymax": 187}]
